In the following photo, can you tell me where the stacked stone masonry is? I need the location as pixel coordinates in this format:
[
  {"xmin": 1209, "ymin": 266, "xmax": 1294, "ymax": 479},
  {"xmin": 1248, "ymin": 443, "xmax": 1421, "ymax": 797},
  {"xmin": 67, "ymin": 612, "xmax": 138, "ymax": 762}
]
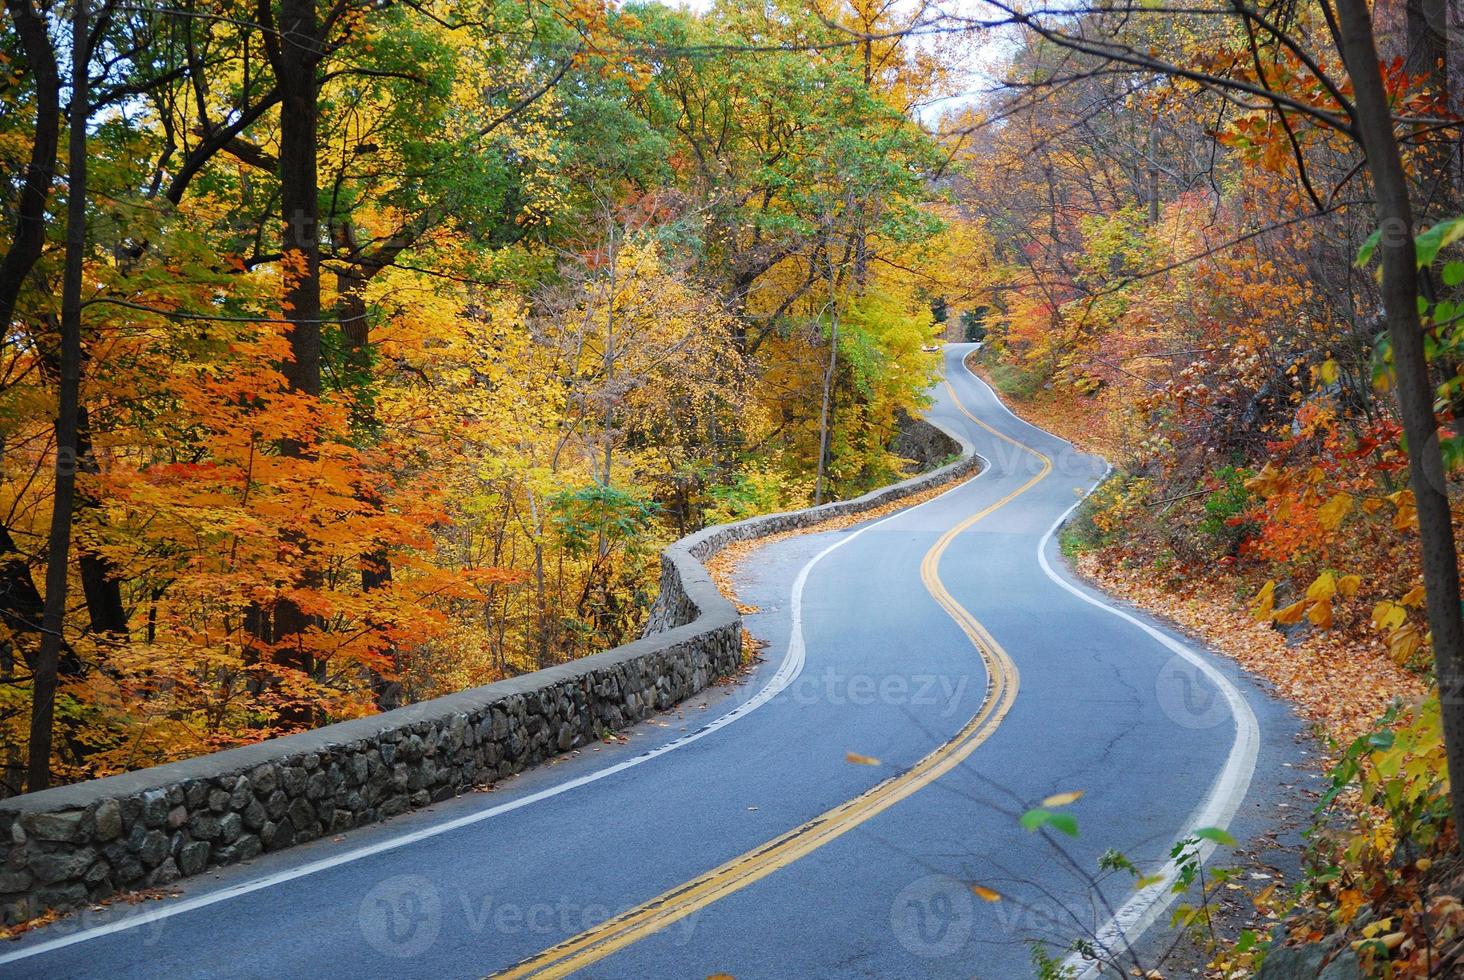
[{"xmin": 0, "ymin": 416, "xmax": 975, "ymax": 926}]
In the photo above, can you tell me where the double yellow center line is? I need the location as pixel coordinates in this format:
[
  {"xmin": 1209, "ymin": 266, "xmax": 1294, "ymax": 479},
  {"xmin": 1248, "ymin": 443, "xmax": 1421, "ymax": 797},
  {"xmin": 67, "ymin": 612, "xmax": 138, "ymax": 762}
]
[{"xmin": 492, "ymin": 382, "xmax": 1051, "ymax": 978}]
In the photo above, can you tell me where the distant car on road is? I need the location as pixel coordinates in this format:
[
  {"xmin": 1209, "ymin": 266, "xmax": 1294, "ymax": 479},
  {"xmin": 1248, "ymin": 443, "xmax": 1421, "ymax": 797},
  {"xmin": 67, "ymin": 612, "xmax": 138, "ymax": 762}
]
[{"xmin": 920, "ymin": 343, "xmax": 942, "ymax": 352}]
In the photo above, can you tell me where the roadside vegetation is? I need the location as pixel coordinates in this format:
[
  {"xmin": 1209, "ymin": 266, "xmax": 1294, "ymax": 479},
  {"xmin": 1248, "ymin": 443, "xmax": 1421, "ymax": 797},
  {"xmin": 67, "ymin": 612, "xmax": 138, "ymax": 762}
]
[{"xmin": 0, "ymin": 0, "xmax": 999, "ymax": 793}]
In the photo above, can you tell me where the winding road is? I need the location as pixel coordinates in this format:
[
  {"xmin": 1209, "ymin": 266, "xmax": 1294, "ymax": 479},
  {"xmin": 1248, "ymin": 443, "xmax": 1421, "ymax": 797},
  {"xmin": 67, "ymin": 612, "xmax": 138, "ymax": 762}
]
[{"xmin": 1, "ymin": 345, "xmax": 1307, "ymax": 978}]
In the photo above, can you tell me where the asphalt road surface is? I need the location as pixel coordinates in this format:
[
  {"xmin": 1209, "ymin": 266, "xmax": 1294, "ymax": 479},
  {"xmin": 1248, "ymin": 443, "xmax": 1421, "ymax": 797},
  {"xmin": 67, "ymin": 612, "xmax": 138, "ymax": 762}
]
[{"xmin": 1, "ymin": 345, "xmax": 1308, "ymax": 979}]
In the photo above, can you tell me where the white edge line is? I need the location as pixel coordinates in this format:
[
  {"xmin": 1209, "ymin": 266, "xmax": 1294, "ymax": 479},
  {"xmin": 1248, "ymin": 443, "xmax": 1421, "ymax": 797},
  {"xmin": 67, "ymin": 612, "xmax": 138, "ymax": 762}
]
[
  {"xmin": 0, "ymin": 419, "xmax": 992, "ymax": 966},
  {"xmin": 953, "ymin": 362, "xmax": 1261, "ymax": 979},
  {"xmin": 1040, "ymin": 490, "xmax": 1260, "ymax": 978}
]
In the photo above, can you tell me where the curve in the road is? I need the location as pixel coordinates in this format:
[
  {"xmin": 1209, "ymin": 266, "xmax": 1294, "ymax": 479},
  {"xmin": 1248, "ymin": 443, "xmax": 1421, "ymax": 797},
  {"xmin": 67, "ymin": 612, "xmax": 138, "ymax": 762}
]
[
  {"xmin": 0, "ymin": 386, "xmax": 984, "ymax": 972},
  {"xmin": 494, "ymin": 363, "xmax": 1260, "ymax": 978},
  {"xmin": 0, "ymin": 347, "xmax": 1272, "ymax": 980},
  {"xmin": 491, "ymin": 387, "xmax": 1043, "ymax": 978}
]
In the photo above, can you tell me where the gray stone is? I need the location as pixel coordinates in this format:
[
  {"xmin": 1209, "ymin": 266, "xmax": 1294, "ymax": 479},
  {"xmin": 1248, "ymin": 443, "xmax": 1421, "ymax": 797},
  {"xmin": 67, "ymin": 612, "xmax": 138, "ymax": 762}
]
[
  {"xmin": 262, "ymin": 820, "xmax": 289, "ymax": 849},
  {"xmin": 286, "ymin": 798, "xmax": 316, "ymax": 834},
  {"xmin": 229, "ymin": 777, "xmax": 252, "ymax": 810},
  {"xmin": 100, "ymin": 839, "xmax": 125, "ymax": 869},
  {"xmin": 251, "ymin": 764, "xmax": 279, "ymax": 796},
  {"xmin": 184, "ymin": 781, "xmax": 208, "ymax": 809},
  {"xmin": 0, "ymin": 896, "xmax": 33, "ymax": 926},
  {"xmin": 207, "ymin": 789, "xmax": 231, "ymax": 813},
  {"xmin": 1319, "ymin": 950, "xmax": 1361, "ymax": 980},
  {"xmin": 25, "ymin": 810, "xmax": 87, "ymax": 843},
  {"xmin": 269, "ymin": 819, "xmax": 296, "ymax": 850},
  {"xmin": 177, "ymin": 840, "xmax": 210, "ymax": 876},
  {"xmin": 112, "ymin": 855, "xmax": 144, "ymax": 885},
  {"xmin": 140, "ymin": 789, "xmax": 169, "ymax": 828},
  {"xmin": 167, "ymin": 804, "xmax": 189, "ymax": 829},
  {"xmin": 188, "ymin": 811, "xmax": 222, "ymax": 841},
  {"xmin": 29, "ymin": 848, "xmax": 96, "ymax": 884},
  {"xmin": 215, "ymin": 830, "xmax": 263, "ymax": 866},
  {"xmin": 138, "ymin": 829, "xmax": 169, "ymax": 867},
  {"xmin": 0, "ymin": 869, "xmax": 33, "ymax": 892},
  {"xmin": 305, "ymin": 771, "xmax": 330, "ymax": 800},
  {"xmin": 94, "ymin": 799, "xmax": 122, "ymax": 842},
  {"xmin": 146, "ymin": 857, "xmax": 180, "ymax": 886},
  {"xmin": 218, "ymin": 812, "xmax": 243, "ymax": 843},
  {"xmin": 1257, "ymin": 938, "xmax": 1357, "ymax": 980},
  {"xmin": 281, "ymin": 767, "xmax": 306, "ymax": 797},
  {"xmin": 35, "ymin": 882, "xmax": 88, "ymax": 910},
  {"xmin": 232, "ymin": 834, "xmax": 262, "ymax": 862},
  {"xmin": 401, "ymin": 735, "xmax": 424, "ymax": 762},
  {"xmin": 83, "ymin": 859, "xmax": 112, "ymax": 888},
  {"xmin": 8, "ymin": 837, "xmax": 37, "ymax": 873},
  {"xmin": 242, "ymin": 798, "xmax": 268, "ymax": 831},
  {"xmin": 263, "ymin": 789, "xmax": 288, "ymax": 820}
]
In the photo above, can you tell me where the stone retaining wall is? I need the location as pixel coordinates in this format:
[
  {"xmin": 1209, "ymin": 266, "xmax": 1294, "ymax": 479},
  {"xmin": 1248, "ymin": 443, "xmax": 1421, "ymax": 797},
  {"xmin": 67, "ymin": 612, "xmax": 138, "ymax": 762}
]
[{"xmin": 0, "ymin": 416, "xmax": 975, "ymax": 926}]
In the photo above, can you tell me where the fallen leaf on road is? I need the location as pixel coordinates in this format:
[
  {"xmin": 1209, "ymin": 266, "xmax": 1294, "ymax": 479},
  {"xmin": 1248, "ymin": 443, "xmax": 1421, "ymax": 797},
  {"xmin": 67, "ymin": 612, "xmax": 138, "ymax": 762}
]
[{"xmin": 1041, "ymin": 790, "xmax": 1084, "ymax": 807}]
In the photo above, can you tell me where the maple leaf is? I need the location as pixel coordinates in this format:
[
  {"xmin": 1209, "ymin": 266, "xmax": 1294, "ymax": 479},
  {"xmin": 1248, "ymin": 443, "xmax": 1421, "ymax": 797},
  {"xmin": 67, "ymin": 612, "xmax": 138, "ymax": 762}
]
[
  {"xmin": 1274, "ymin": 600, "xmax": 1309, "ymax": 626},
  {"xmin": 1251, "ymin": 580, "xmax": 1277, "ymax": 621},
  {"xmin": 1245, "ymin": 462, "xmax": 1287, "ymax": 499},
  {"xmin": 1307, "ymin": 572, "xmax": 1337, "ymax": 602},
  {"xmin": 1317, "ymin": 493, "xmax": 1353, "ymax": 531},
  {"xmin": 1372, "ymin": 601, "xmax": 1407, "ymax": 633}
]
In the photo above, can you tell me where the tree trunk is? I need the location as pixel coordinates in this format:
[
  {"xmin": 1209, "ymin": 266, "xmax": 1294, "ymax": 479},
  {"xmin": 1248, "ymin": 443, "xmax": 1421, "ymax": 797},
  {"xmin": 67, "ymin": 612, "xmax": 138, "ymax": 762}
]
[
  {"xmin": 0, "ymin": 526, "xmax": 82, "ymax": 677},
  {"xmin": 30, "ymin": 333, "xmax": 131, "ymax": 648},
  {"xmin": 1405, "ymin": 0, "xmax": 1452, "ymax": 214},
  {"xmin": 275, "ymin": 0, "xmax": 322, "ymax": 404},
  {"xmin": 75, "ymin": 406, "xmax": 128, "ymax": 642},
  {"xmin": 29, "ymin": 0, "xmax": 89, "ymax": 793},
  {"xmin": 259, "ymin": 0, "xmax": 324, "ymax": 723},
  {"xmin": 0, "ymin": 0, "xmax": 60, "ymax": 338},
  {"xmin": 1146, "ymin": 124, "xmax": 1160, "ymax": 225},
  {"xmin": 814, "ymin": 312, "xmax": 839, "ymax": 507},
  {"xmin": 1335, "ymin": 0, "xmax": 1464, "ymax": 848},
  {"xmin": 0, "ymin": 1, "xmax": 64, "ymax": 680}
]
